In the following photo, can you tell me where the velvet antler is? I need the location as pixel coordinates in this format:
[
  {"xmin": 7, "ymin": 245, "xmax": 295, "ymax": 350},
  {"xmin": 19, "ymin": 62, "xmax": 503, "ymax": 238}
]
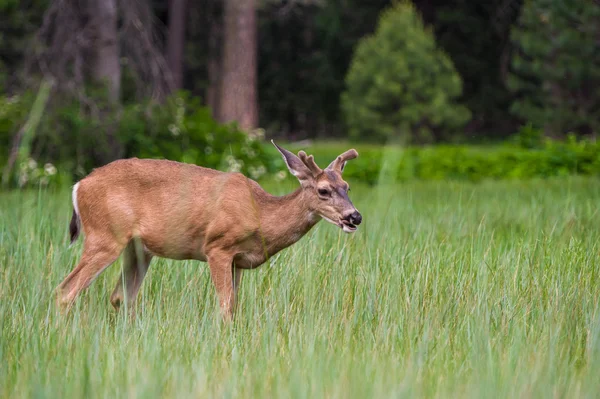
[
  {"xmin": 298, "ymin": 151, "xmax": 322, "ymax": 176},
  {"xmin": 326, "ymin": 149, "xmax": 358, "ymax": 172}
]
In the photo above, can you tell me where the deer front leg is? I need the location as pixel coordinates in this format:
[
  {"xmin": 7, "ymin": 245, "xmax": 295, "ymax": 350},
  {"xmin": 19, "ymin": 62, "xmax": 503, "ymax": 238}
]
[
  {"xmin": 207, "ymin": 251, "xmax": 236, "ymax": 321},
  {"xmin": 233, "ymin": 267, "xmax": 243, "ymax": 312}
]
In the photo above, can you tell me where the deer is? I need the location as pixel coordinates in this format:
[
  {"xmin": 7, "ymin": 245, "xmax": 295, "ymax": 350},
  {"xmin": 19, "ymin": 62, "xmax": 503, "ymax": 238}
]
[{"xmin": 56, "ymin": 141, "xmax": 362, "ymax": 320}]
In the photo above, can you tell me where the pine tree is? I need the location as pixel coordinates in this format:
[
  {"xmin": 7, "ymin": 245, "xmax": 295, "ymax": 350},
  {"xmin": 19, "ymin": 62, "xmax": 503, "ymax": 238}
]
[
  {"xmin": 508, "ymin": 0, "xmax": 600, "ymax": 136},
  {"xmin": 342, "ymin": 1, "xmax": 470, "ymax": 143}
]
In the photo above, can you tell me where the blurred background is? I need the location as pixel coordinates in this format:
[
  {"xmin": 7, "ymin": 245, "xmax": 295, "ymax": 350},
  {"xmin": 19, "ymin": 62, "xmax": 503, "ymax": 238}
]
[{"xmin": 0, "ymin": 0, "xmax": 598, "ymax": 188}]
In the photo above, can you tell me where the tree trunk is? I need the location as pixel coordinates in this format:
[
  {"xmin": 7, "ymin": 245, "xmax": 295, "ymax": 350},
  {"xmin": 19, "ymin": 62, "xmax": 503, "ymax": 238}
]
[
  {"xmin": 218, "ymin": 0, "xmax": 258, "ymax": 131},
  {"xmin": 87, "ymin": 0, "xmax": 122, "ymax": 162},
  {"xmin": 206, "ymin": 0, "xmax": 223, "ymax": 118},
  {"xmin": 88, "ymin": 0, "xmax": 121, "ymax": 103},
  {"xmin": 167, "ymin": 0, "xmax": 188, "ymax": 91}
]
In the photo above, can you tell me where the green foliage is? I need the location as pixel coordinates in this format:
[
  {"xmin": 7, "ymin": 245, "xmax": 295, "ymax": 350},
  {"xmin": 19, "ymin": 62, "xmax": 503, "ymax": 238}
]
[
  {"xmin": 289, "ymin": 136, "xmax": 600, "ymax": 185},
  {"xmin": 119, "ymin": 92, "xmax": 276, "ymax": 180},
  {"xmin": 513, "ymin": 123, "xmax": 543, "ymax": 149},
  {"xmin": 342, "ymin": 1, "xmax": 471, "ymax": 143},
  {"xmin": 433, "ymin": 0, "xmax": 523, "ymax": 136},
  {"xmin": 0, "ymin": 92, "xmax": 31, "ymax": 163},
  {"xmin": 0, "ymin": 0, "xmax": 47, "ymax": 92},
  {"xmin": 0, "ymin": 92, "xmax": 276, "ymax": 188},
  {"xmin": 508, "ymin": 0, "xmax": 600, "ymax": 136},
  {"xmin": 257, "ymin": 0, "xmax": 391, "ymax": 137}
]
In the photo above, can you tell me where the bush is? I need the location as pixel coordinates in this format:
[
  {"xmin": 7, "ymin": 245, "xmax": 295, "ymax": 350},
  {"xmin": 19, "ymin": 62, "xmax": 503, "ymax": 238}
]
[
  {"xmin": 0, "ymin": 91, "xmax": 277, "ymax": 188},
  {"xmin": 0, "ymin": 92, "xmax": 32, "ymax": 159},
  {"xmin": 287, "ymin": 136, "xmax": 600, "ymax": 185},
  {"xmin": 341, "ymin": 1, "xmax": 471, "ymax": 143},
  {"xmin": 3, "ymin": 91, "xmax": 599, "ymax": 190},
  {"xmin": 119, "ymin": 92, "xmax": 276, "ymax": 181}
]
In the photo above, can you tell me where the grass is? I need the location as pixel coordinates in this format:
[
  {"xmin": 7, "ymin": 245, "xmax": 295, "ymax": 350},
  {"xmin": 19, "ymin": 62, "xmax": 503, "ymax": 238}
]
[{"xmin": 1, "ymin": 176, "xmax": 600, "ymax": 398}]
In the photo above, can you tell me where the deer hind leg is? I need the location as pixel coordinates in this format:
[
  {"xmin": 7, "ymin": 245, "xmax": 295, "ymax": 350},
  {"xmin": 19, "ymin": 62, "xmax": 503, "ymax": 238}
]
[
  {"xmin": 57, "ymin": 238, "xmax": 125, "ymax": 309},
  {"xmin": 110, "ymin": 239, "xmax": 153, "ymax": 311}
]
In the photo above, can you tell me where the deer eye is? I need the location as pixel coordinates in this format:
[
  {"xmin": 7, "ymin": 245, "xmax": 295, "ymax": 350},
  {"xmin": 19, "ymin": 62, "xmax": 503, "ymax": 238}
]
[{"xmin": 318, "ymin": 188, "xmax": 330, "ymax": 197}]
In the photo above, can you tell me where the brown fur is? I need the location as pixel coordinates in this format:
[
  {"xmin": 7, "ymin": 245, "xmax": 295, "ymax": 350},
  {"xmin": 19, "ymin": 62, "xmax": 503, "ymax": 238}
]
[{"xmin": 57, "ymin": 143, "xmax": 361, "ymax": 320}]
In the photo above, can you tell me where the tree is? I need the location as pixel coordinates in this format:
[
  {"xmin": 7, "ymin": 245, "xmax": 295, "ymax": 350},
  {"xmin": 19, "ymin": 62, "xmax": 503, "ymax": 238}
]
[
  {"xmin": 88, "ymin": 0, "xmax": 121, "ymax": 104},
  {"xmin": 257, "ymin": 0, "xmax": 390, "ymax": 138},
  {"xmin": 0, "ymin": 0, "xmax": 49, "ymax": 93},
  {"xmin": 23, "ymin": 0, "xmax": 173, "ymax": 165},
  {"xmin": 167, "ymin": 0, "xmax": 188, "ymax": 90},
  {"xmin": 206, "ymin": 0, "xmax": 223, "ymax": 117},
  {"xmin": 342, "ymin": 1, "xmax": 470, "ymax": 143},
  {"xmin": 508, "ymin": 0, "xmax": 600, "ymax": 136},
  {"xmin": 421, "ymin": 0, "xmax": 523, "ymax": 137},
  {"xmin": 218, "ymin": 0, "xmax": 258, "ymax": 131},
  {"xmin": 88, "ymin": 0, "xmax": 122, "ymax": 160}
]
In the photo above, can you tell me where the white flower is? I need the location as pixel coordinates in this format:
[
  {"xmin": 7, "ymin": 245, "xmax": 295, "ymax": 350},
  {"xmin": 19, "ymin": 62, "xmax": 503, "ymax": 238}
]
[
  {"xmin": 28, "ymin": 159, "xmax": 37, "ymax": 170},
  {"xmin": 275, "ymin": 171, "xmax": 287, "ymax": 181},
  {"xmin": 249, "ymin": 166, "xmax": 258, "ymax": 179},
  {"xmin": 40, "ymin": 177, "xmax": 49, "ymax": 186},
  {"xmin": 228, "ymin": 163, "xmax": 241, "ymax": 173},
  {"xmin": 44, "ymin": 163, "xmax": 57, "ymax": 176},
  {"xmin": 168, "ymin": 124, "xmax": 180, "ymax": 137},
  {"xmin": 249, "ymin": 164, "xmax": 267, "ymax": 180},
  {"xmin": 226, "ymin": 155, "xmax": 244, "ymax": 173},
  {"xmin": 248, "ymin": 128, "xmax": 265, "ymax": 141},
  {"xmin": 18, "ymin": 173, "xmax": 28, "ymax": 187}
]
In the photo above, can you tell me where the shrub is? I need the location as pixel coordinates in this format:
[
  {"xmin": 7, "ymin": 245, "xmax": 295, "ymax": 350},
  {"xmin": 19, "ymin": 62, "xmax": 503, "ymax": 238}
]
[
  {"xmin": 0, "ymin": 91, "xmax": 277, "ymax": 188},
  {"xmin": 288, "ymin": 136, "xmax": 600, "ymax": 185},
  {"xmin": 341, "ymin": 1, "xmax": 470, "ymax": 143},
  {"xmin": 119, "ymin": 92, "xmax": 276, "ymax": 181},
  {"xmin": 0, "ymin": 92, "xmax": 32, "ymax": 159}
]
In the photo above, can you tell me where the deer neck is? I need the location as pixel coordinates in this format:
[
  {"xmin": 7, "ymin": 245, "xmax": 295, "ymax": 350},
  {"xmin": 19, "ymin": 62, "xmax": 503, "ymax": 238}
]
[{"xmin": 259, "ymin": 188, "xmax": 320, "ymax": 252}]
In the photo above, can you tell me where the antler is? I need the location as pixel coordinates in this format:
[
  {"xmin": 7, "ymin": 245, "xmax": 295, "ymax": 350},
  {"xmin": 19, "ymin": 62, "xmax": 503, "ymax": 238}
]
[
  {"xmin": 298, "ymin": 151, "xmax": 322, "ymax": 176},
  {"xmin": 326, "ymin": 149, "xmax": 359, "ymax": 172}
]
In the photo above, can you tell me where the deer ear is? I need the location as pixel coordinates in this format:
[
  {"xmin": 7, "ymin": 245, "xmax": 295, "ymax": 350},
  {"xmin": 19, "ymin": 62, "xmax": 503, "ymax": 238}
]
[{"xmin": 272, "ymin": 140, "xmax": 313, "ymax": 183}]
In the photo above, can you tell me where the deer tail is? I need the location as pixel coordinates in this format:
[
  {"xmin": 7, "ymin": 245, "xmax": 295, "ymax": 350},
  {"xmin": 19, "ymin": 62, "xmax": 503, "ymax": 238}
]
[{"xmin": 69, "ymin": 182, "xmax": 81, "ymax": 245}]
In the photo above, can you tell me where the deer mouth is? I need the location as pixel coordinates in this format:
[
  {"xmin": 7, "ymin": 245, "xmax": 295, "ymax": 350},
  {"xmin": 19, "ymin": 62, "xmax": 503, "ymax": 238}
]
[
  {"xmin": 321, "ymin": 215, "xmax": 358, "ymax": 233},
  {"xmin": 340, "ymin": 220, "xmax": 357, "ymax": 233}
]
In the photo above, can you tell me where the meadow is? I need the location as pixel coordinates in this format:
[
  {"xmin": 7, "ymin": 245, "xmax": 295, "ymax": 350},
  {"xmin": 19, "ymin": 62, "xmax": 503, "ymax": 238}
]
[{"xmin": 1, "ymin": 176, "xmax": 600, "ymax": 398}]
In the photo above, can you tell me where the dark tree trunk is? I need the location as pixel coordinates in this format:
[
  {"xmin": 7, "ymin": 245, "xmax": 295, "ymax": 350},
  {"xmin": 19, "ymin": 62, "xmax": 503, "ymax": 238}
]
[
  {"xmin": 206, "ymin": 0, "xmax": 223, "ymax": 118},
  {"xmin": 87, "ymin": 0, "xmax": 123, "ymax": 162},
  {"xmin": 218, "ymin": 0, "xmax": 258, "ymax": 131},
  {"xmin": 167, "ymin": 0, "xmax": 188, "ymax": 90},
  {"xmin": 88, "ymin": 0, "xmax": 121, "ymax": 103}
]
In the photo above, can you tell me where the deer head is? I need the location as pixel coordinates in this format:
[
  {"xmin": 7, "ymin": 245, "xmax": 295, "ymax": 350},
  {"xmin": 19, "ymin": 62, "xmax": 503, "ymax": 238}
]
[{"xmin": 272, "ymin": 141, "xmax": 362, "ymax": 233}]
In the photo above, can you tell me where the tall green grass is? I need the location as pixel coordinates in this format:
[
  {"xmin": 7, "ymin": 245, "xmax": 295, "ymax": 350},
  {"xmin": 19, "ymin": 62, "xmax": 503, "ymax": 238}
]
[{"xmin": 1, "ymin": 177, "xmax": 600, "ymax": 398}]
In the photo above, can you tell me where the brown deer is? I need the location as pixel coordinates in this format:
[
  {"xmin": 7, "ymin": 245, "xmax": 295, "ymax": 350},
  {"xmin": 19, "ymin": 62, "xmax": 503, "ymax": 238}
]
[{"xmin": 57, "ymin": 141, "xmax": 362, "ymax": 320}]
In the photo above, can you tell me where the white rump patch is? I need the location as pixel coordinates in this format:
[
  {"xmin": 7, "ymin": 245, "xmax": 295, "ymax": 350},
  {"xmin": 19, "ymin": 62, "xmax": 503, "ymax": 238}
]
[{"xmin": 72, "ymin": 182, "xmax": 80, "ymax": 217}]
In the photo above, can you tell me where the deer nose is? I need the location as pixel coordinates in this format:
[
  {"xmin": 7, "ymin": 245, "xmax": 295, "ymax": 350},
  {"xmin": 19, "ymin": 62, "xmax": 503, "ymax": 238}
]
[{"xmin": 347, "ymin": 210, "xmax": 362, "ymax": 225}]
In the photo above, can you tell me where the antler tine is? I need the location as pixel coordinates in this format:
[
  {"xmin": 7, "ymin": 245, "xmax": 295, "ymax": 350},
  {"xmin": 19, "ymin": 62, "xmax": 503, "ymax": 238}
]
[
  {"xmin": 298, "ymin": 151, "xmax": 322, "ymax": 176},
  {"xmin": 327, "ymin": 149, "xmax": 358, "ymax": 172}
]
